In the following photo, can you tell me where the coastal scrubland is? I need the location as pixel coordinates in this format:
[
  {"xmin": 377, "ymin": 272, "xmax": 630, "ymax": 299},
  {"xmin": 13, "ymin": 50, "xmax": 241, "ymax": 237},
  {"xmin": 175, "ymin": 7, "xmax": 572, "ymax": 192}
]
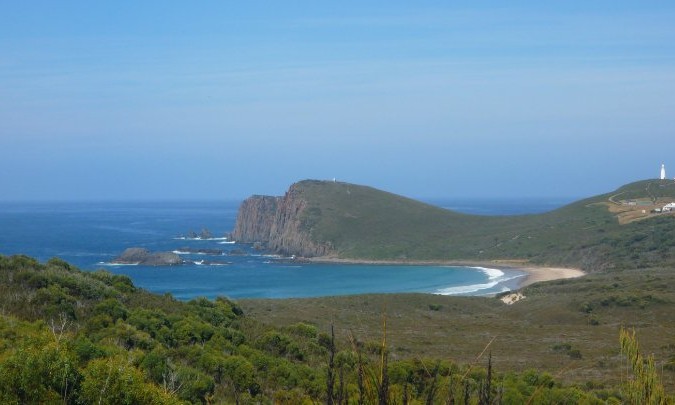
[
  {"xmin": 242, "ymin": 266, "xmax": 675, "ymax": 391},
  {"xmin": 2, "ymin": 254, "xmax": 671, "ymax": 403}
]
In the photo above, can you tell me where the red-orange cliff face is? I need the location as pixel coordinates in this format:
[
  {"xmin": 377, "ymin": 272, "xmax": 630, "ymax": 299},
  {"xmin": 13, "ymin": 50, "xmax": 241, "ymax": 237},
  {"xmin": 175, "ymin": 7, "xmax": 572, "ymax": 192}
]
[{"xmin": 231, "ymin": 183, "xmax": 333, "ymax": 257}]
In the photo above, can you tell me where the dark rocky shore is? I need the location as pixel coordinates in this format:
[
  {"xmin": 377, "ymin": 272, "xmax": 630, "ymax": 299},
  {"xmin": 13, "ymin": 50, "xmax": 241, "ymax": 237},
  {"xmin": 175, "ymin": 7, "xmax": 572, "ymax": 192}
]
[{"xmin": 112, "ymin": 248, "xmax": 183, "ymax": 266}]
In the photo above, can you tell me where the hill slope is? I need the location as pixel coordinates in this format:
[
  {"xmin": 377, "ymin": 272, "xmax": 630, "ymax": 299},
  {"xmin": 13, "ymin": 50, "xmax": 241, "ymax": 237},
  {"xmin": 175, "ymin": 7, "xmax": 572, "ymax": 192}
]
[
  {"xmin": 232, "ymin": 179, "xmax": 675, "ymax": 270},
  {"xmin": 241, "ymin": 265, "xmax": 675, "ymax": 391},
  {"xmin": 1, "ymin": 254, "xmax": 638, "ymax": 403}
]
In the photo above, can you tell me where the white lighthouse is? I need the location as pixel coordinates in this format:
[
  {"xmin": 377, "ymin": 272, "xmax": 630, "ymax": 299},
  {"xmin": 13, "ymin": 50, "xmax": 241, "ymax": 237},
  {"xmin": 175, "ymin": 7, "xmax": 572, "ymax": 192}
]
[{"xmin": 661, "ymin": 164, "xmax": 666, "ymax": 180}]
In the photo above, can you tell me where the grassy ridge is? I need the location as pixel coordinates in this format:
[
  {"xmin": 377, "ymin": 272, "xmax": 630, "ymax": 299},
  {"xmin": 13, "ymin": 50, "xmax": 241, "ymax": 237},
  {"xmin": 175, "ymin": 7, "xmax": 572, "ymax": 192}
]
[{"xmin": 294, "ymin": 179, "xmax": 675, "ymax": 270}]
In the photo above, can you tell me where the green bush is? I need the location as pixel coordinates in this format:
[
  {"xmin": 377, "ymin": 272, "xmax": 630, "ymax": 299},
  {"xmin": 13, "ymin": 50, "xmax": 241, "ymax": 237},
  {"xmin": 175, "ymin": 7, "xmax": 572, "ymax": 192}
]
[
  {"xmin": 93, "ymin": 298, "xmax": 128, "ymax": 322},
  {"xmin": 80, "ymin": 357, "xmax": 179, "ymax": 404}
]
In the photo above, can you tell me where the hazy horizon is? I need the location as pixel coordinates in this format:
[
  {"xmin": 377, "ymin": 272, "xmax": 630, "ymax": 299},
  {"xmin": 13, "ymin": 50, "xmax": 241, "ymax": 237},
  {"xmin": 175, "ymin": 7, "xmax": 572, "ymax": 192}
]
[
  {"xmin": 2, "ymin": 1, "xmax": 674, "ymax": 201},
  {"xmin": 0, "ymin": 189, "xmax": 584, "ymax": 204}
]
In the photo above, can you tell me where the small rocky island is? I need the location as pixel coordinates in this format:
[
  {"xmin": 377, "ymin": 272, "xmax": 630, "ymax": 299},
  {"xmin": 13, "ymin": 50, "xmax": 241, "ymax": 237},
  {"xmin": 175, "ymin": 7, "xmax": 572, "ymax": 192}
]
[
  {"xmin": 112, "ymin": 248, "xmax": 183, "ymax": 266},
  {"xmin": 184, "ymin": 228, "xmax": 214, "ymax": 239}
]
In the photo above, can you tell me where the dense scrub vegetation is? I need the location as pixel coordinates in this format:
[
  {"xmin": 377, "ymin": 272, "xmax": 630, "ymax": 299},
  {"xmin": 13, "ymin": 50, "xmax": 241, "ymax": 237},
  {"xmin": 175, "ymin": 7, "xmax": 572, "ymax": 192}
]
[
  {"xmin": 244, "ymin": 266, "xmax": 675, "ymax": 395},
  {"xmin": 2, "ymin": 254, "xmax": 665, "ymax": 403}
]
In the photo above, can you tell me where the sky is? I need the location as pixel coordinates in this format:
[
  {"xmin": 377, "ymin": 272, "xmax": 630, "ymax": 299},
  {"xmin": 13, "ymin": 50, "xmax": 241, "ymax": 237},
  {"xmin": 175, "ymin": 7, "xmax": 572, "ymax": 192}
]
[{"xmin": 1, "ymin": 1, "xmax": 675, "ymax": 201}]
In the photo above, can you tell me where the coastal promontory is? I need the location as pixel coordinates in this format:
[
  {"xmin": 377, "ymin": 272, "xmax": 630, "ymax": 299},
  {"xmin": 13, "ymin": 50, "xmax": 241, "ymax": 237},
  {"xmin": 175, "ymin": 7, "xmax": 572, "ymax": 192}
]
[
  {"xmin": 231, "ymin": 183, "xmax": 333, "ymax": 257},
  {"xmin": 231, "ymin": 179, "xmax": 675, "ymax": 271}
]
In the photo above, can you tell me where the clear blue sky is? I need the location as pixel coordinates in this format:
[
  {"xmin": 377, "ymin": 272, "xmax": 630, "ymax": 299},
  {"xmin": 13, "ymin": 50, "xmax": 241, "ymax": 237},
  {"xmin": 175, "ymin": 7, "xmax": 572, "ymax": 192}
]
[{"xmin": 2, "ymin": 1, "xmax": 674, "ymax": 201}]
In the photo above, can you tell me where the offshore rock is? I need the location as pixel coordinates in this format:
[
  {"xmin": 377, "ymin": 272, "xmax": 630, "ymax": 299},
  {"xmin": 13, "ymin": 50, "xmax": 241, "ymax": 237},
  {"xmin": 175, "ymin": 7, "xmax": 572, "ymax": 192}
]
[
  {"xmin": 112, "ymin": 248, "xmax": 183, "ymax": 266},
  {"xmin": 231, "ymin": 182, "xmax": 333, "ymax": 257}
]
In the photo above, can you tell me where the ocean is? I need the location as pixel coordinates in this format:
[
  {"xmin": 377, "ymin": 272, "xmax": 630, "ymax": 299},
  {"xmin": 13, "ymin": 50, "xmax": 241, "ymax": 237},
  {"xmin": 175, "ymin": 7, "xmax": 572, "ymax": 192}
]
[{"xmin": 0, "ymin": 198, "xmax": 573, "ymax": 299}]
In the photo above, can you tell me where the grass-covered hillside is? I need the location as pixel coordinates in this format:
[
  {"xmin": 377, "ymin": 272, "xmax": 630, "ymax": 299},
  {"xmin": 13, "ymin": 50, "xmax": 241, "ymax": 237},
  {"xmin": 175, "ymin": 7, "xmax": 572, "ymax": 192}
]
[
  {"xmin": 1, "ymin": 254, "xmax": 665, "ymax": 404},
  {"xmin": 242, "ymin": 266, "xmax": 675, "ymax": 392},
  {"xmin": 293, "ymin": 179, "xmax": 675, "ymax": 270}
]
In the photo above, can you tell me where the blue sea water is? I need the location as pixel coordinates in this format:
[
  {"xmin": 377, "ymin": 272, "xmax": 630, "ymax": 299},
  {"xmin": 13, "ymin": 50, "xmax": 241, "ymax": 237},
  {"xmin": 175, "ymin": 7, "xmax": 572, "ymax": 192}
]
[{"xmin": 0, "ymin": 199, "xmax": 571, "ymax": 300}]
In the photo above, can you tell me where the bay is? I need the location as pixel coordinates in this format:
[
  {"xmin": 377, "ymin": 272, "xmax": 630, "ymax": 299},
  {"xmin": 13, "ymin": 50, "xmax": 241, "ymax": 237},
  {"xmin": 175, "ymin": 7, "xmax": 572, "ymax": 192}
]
[{"xmin": 0, "ymin": 199, "xmax": 567, "ymax": 299}]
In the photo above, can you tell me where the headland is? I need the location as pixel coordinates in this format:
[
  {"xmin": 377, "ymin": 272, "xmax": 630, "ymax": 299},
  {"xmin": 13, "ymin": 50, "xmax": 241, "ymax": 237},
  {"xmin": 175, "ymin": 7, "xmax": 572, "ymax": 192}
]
[{"xmin": 232, "ymin": 178, "xmax": 675, "ymax": 276}]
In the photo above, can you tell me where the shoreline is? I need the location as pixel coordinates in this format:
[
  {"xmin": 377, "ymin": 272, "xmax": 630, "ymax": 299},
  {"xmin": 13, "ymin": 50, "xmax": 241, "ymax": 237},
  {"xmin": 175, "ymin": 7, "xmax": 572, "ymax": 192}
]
[
  {"xmin": 515, "ymin": 266, "xmax": 586, "ymax": 288},
  {"xmin": 302, "ymin": 256, "xmax": 586, "ymax": 292}
]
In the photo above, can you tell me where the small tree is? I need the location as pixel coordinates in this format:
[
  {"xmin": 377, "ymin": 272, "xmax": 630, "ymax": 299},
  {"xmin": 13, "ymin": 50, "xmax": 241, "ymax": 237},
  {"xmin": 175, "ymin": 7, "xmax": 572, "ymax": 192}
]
[
  {"xmin": 619, "ymin": 328, "xmax": 667, "ymax": 405},
  {"xmin": 326, "ymin": 323, "xmax": 336, "ymax": 405}
]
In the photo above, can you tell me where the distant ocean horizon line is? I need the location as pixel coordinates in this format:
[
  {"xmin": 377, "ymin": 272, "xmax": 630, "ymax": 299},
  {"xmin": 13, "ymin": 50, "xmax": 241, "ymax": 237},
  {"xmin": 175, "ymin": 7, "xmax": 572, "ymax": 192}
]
[
  {"xmin": 0, "ymin": 195, "xmax": 581, "ymax": 206},
  {"xmin": 0, "ymin": 196, "xmax": 581, "ymax": 220}
]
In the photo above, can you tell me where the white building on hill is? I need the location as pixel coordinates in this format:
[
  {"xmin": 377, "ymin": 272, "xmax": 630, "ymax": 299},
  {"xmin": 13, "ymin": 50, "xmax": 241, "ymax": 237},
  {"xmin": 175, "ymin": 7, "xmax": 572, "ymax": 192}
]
[{"xmin": 661, "ymin": 163, "xmax": 666, "ymax": 180}]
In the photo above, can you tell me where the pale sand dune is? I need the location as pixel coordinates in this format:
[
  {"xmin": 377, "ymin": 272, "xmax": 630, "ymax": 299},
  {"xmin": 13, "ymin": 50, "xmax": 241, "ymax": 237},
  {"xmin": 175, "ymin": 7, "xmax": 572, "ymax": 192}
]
[
  {"xmin": 517, "ymin": 266, "xmax": 586, "ymax": 288},
  {"xmin": 500, "ymin": 292, "xmax": 525, "ymax": 305},
  {"xmin": 501, "ymin": 267, "xmax": 585, "ymax": 304}
]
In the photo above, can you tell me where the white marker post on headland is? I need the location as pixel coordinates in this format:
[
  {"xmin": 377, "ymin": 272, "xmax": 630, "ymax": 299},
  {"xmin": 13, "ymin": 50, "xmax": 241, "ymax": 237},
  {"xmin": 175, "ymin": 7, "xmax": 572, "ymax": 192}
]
[{"xmin": 661, "ymin": 164, "xmax": 666, "ymax": 180}]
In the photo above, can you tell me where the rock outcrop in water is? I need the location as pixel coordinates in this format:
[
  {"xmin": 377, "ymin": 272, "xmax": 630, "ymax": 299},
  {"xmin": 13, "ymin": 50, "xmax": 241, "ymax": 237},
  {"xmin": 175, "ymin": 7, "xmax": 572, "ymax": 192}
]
[
  {"xmin": 112, "ymin": 248, "xmax": 183, "ymax": 266},
  {"xmin": 231, "ymin": 183, "xmax": 333, "ymax": 257}
]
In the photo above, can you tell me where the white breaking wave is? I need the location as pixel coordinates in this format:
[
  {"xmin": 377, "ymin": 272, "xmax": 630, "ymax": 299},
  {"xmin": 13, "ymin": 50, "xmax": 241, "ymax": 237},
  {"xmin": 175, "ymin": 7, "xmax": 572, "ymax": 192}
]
[
  {"xmin": 174, "ymin": 236, "xmax": 230, "ymax": 241},
  {"xmin": 434, "ymin": 266, "xmax": 521, "ymax": 295},
  {"xmin": 98, "ymin": 262, "xmax": 139, "ymax": 266},
  {"xmin": 435, "ymin": 281, "xmax": 500, "ymax": 295},
  {"xmin": 193, "ymin": 260, "xmax": 205, "ymax": 265},
  {"xmin": 469, "ymin": 266, "xmax": 504, "ymax": 280},
  {"xmin": 173, "ymin": 251, "xmax": 217, "ymax": 255},
  {"xmin": 250, "ymin": 254, "xmax": 284, "ymax": 258},
  {"xmin": 218, "ymin": 241, "xmax": 236, "ymax": 244}
]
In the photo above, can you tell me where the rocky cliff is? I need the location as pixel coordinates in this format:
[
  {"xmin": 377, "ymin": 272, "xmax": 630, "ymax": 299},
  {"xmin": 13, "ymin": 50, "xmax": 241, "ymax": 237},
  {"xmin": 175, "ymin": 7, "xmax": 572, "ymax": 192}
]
[
  {"xmin": 231, "ymin": 183, "xmax": 333, "ymax": 257},
  {"xmin": 231, "ymin": 195, "xmax": 281, "ymax": 243}
]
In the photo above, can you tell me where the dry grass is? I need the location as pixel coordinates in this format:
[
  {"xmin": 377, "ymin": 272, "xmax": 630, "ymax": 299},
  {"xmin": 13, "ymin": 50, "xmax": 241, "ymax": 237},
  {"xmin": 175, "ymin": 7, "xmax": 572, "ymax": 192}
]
[
  {"xmin": 603, "ymin": 198, "xmax": 675, "ymax": 225},
  {"xmin": 240, "ymin": 267, "xmax": 675, "ymax": 390}
]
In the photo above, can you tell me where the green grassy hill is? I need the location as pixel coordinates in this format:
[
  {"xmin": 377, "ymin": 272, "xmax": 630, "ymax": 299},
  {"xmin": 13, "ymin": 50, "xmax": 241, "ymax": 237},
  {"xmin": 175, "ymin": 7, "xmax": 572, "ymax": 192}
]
[{"xmin": 292, "ymin": 179, "xmax": 675, "ymax": 270}]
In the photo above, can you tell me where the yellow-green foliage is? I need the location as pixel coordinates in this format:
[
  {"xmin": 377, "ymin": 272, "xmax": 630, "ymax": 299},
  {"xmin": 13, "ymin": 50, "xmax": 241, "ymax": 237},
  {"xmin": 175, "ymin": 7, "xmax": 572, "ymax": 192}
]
[
  {"xmin": 80, "ymin": 356, "xmax": 182, "ymax": 405},
  {"xmin": 620, "ymin": 328, "xmax": 670, "ymax": 404},
  {"xmin": 0, "ymin": 254, "xmax": 665, "ymax": 403}
]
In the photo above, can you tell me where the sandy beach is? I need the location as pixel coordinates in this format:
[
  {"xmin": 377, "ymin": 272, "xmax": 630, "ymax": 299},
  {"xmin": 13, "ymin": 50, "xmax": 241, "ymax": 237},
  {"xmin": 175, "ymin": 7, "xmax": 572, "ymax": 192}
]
[{"xmin": 516, "ymin": 266, "xmax": 586, "ymax": 288}]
